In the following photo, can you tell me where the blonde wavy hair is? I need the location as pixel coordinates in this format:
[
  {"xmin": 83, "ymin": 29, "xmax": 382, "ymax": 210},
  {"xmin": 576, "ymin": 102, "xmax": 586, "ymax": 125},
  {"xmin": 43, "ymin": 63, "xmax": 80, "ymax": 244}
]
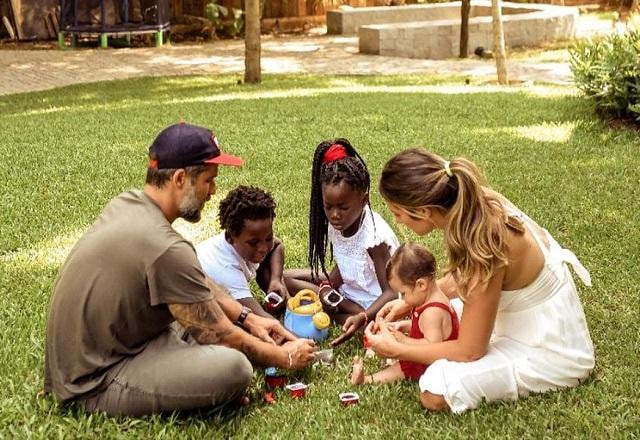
[{"xmin": 379, "ymin": 149, "xmax": 524, "ymax": 300}]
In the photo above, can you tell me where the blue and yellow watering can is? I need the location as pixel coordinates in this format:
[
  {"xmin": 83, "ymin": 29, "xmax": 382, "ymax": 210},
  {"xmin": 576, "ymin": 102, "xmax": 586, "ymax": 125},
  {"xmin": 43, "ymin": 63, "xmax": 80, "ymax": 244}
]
[{"xmin": 284, "ymin": 289, "xmax": 330, "ymax": 341}]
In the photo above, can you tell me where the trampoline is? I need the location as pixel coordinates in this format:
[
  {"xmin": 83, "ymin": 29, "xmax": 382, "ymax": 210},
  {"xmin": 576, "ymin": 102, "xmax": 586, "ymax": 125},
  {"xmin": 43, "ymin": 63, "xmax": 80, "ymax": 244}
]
[{"xmin": 59, "ymin": 0, "xmax": 170, "ymax": 47}]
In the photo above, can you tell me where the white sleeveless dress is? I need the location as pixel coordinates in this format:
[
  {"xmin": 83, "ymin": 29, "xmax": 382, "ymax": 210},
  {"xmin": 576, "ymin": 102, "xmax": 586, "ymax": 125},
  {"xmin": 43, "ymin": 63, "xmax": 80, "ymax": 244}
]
[{"xmin": 419, "ymin": 211, "xmax": 595, "ymax": 413}]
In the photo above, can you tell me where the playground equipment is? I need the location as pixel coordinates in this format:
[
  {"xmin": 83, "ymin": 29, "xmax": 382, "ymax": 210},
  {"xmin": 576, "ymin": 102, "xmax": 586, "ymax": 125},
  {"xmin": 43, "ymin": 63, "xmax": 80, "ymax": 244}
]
[{"xmin": 59, "ymin": 0, "xmax": 170, "ymax": 48}]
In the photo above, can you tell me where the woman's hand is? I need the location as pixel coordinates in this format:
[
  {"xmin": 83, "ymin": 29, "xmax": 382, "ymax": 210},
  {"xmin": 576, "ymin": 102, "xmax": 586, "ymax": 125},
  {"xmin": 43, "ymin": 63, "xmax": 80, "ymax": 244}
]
[
  {"xmin": 364, "ymin": 318, "xmax": 403, "ymax": 359},
  {"xmin": 376, "ymin": 298, "xmax": 411, "ymax": 323},
  {"xmin": 330, "ymin": 312, "xmax": 367, "ymax": 347},
  {"xmin": 244, "ymin": 312, "xmax": 295, "ymax": 345}
]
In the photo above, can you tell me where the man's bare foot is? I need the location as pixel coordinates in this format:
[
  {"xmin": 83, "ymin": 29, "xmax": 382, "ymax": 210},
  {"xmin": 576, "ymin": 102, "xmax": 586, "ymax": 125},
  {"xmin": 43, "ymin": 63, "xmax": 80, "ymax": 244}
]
[{"xmin": 351, "ymin": 356, "xmax": 365, "ymax": 385}]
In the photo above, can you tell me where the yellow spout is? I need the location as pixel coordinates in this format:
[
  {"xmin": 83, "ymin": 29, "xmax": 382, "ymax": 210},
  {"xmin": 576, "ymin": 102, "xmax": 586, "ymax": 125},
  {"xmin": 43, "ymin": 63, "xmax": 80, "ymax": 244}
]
[{"xmin": 313, "ymin": 312, "xmax": 330, "ymax": 330}]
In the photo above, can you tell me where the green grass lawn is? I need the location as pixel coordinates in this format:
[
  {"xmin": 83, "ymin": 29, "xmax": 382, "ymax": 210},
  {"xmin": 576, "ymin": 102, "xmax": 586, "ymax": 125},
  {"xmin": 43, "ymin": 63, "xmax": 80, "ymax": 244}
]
[{"xmin": 0, "ymin": 74, "xmax": 638, "ymax": 438}]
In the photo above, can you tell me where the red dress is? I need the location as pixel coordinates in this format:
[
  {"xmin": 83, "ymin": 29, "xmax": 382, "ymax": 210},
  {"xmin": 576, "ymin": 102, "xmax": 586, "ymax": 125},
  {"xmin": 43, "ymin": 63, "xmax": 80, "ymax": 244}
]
[{"xmin": 399, "ymin": 302, "xmax": 460, "ymax": 381}]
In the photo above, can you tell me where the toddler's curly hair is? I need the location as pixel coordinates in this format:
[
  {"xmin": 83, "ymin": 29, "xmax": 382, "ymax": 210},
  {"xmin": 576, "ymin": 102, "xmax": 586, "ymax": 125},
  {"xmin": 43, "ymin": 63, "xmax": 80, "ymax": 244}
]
[
  {"xmin": 218, "ymin": 186, "xmax": 276, "ymax": 236},
  {"xmin": 386, "ymin": 242, "xmax": 436, "ymax": 286}
]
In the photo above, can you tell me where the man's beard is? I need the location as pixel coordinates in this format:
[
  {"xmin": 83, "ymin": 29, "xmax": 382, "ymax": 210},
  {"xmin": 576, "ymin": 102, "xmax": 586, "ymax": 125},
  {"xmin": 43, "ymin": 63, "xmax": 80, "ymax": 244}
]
[{"xmin": 178, "ymin": 184, "xmax": 203, "ymax": 223}]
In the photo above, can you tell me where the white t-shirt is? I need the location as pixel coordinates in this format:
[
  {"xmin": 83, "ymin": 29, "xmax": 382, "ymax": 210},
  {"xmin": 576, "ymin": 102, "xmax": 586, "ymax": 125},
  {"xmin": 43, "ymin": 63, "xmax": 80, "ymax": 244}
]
[
  {"xmin": 196, "ymin": 232, "xmax": 259, "ymax": 300},
  {"xmin": 328, "ymin": 208, "xmax": 399, "ymax": 310}
]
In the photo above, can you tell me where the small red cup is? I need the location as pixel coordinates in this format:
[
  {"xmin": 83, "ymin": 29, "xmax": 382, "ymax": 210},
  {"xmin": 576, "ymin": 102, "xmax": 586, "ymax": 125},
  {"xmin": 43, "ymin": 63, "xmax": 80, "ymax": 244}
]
[
  {"xmin": 265, "ymin": 375, "xmax": 287, "ymax": 389},
  {"xmin": 339, "ymin": 392, "xmax": 360, "ymax": 406},
  {"xmin": 264, "ymin": 292, "xmax": 284, "ymax": 313},
  {"xmin": 285, "ymin": 383, "xmax": 307, "ymax": 398},
  {"xmin": 319, "ymin": 285, "xmax": 344, "ymax": 308}
]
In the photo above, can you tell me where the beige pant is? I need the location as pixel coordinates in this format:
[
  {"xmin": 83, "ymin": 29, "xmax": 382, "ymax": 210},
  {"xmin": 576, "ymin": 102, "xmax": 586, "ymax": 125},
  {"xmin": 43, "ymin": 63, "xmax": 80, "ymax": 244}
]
[{"xmin": 78, "ymin": 324, "xmax": 253, "ymax": 417}]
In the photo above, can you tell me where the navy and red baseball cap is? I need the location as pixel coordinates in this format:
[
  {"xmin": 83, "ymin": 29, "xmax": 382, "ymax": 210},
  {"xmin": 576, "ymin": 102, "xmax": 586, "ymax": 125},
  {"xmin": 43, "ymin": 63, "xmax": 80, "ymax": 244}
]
[{"xmin": 149, "ymin": 123, "xmax": 244, "ymax": 169}]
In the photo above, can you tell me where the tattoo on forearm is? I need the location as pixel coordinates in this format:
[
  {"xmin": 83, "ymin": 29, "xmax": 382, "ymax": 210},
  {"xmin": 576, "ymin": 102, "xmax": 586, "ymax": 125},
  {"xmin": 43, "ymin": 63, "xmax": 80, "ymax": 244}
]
[
  {"xmin": 169, "ymin": 300, "xmax": 279, "ymax": 367},
  {"xmin": 239, "ymin": 342, "xmax": 273, "ymax": 367},
  {"xmin": 168, "ymin": 300, "xmax": 229, "ymax": 344}
]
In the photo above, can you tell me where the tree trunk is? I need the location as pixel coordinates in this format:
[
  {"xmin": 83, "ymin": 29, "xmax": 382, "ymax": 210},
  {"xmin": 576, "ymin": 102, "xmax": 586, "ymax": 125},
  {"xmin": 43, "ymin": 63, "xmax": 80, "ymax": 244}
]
[
  {"xmin": 491, "ymin": 0, "xmax": 508, "ymax": 85},
  {"xmin": 244, "ymin": 0, "xmax": 261, "ymax": 84},
  {"xmin": 460, "ymin": 0, "xmax": 470, "ymax": 58}
]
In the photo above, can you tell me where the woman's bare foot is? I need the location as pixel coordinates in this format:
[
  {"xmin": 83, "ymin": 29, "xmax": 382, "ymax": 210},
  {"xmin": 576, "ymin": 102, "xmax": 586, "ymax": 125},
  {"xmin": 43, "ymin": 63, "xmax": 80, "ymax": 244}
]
[{"xmin": 351, "ymin": 356, "xmax": 365, "ymax": 385}]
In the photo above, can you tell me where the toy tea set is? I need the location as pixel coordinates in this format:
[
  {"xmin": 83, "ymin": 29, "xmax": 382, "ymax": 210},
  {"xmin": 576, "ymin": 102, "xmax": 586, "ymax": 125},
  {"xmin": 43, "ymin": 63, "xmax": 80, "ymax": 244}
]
[
  {"xmin": 263, "ymin": 288, "xmax": 359, "ymax": 405},
  {"xmin": 263, "ymin": 286, "xmax": 344, "ymax": 341},
  {"xmin": 283, "ymin": 289, "xmax": 333, "ymax": 341}
]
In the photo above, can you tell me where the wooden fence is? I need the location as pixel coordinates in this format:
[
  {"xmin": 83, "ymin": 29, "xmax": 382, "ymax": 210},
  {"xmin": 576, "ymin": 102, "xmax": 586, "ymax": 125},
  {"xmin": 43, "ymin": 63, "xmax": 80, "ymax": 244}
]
[
  {"xmin": 172, "ymin": 0, "xmax": 369, "ymax": 19},
  {"xmin": 173, "ymin": 0, "xmax": 609, "ymax": 20}
]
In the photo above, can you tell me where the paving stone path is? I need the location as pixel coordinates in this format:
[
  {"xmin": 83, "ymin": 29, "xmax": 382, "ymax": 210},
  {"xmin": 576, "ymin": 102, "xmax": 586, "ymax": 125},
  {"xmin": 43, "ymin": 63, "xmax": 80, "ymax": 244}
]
[{"xmin": 0, "ymin": 16, "xmax": 612, "ymax": 96}]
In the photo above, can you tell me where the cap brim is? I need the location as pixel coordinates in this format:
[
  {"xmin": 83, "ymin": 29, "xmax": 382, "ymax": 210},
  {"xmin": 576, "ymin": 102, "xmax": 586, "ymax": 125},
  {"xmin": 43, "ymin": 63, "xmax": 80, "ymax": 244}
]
[{"xmin": 204, "ymin": 152, "xmax": 244, "ymax": 167}]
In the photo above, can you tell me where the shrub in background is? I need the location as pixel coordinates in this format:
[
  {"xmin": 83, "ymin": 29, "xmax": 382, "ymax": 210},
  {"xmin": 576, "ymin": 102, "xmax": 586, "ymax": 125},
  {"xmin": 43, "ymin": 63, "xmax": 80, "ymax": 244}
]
[
  {"xmin": 570, "ymin": 30, "xmax": 640, "ymax": 123},
  {"xmin": 206, "ymin": 0, "xmax": 245, "ymax": 38}
]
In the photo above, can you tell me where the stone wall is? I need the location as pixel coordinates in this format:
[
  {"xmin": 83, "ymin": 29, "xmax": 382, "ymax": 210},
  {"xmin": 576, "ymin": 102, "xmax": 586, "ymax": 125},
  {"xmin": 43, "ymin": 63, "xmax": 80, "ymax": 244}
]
[
  {"xmin": 327, "ymin": 3, "xmax": 462, "ymax": 35},
  {"xmin": 356, "ymin": 1, "xmax": 578, "ymax": 59}
]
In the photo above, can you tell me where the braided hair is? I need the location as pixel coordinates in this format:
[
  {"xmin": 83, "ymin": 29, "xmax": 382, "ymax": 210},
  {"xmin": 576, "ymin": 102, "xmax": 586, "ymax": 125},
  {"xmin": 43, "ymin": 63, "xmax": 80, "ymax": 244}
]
[
  {"xmin": 309, "ymin": 138, "xmax": 371, "ymax": 282},
  {"xmin": 219, "ymin": 185, "xmax": 276, "ymax": 237}
]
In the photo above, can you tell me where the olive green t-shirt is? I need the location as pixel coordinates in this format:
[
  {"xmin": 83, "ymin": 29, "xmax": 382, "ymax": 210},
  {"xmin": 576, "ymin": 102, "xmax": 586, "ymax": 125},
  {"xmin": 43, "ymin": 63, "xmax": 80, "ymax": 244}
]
[{"xmin": 44, "ymin": 190, "xmax": 212, "ymax": 402}]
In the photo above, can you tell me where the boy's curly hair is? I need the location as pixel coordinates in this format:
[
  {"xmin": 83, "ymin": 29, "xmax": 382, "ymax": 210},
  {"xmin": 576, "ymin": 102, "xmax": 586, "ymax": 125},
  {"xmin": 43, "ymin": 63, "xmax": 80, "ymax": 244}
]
[{"xmin": 218, "ymin": 186, "xmax": 276, "ymax": 236}]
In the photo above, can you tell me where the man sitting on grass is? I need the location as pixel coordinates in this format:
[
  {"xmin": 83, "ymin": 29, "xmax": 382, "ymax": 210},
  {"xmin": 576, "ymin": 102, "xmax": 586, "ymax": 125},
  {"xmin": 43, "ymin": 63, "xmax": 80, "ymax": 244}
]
[{"xmin": 44, "ymin": 123, "xmax": 315, "ymax": 417}]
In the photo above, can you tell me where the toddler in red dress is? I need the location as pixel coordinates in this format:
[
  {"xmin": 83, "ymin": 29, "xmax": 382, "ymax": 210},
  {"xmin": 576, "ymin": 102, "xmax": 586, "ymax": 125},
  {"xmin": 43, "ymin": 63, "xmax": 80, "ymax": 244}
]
[{"xmin": 351, "ymin": 242, "xmax": 459, "ymax": 385}]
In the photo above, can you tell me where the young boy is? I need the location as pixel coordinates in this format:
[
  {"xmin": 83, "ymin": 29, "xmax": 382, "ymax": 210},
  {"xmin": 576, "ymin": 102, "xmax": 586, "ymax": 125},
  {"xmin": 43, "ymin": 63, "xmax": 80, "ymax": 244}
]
[{"xmin": 197, "ymin": 185, "xmax": 289, "ymax": 318}]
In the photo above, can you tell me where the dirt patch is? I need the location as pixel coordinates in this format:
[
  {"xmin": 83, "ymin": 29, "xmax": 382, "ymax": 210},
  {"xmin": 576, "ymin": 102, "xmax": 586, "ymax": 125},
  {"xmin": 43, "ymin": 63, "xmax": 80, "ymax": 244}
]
[{"xmin": 604, "ymin": 114, "xmax": 640, "ymax": 131}]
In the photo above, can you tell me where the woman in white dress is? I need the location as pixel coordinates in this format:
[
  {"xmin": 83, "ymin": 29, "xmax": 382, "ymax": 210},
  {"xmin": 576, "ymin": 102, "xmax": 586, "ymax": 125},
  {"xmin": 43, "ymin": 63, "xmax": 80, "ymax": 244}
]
[{"xmin": 366, "ymin": 149, "xmax": 594, "ymax": 413}]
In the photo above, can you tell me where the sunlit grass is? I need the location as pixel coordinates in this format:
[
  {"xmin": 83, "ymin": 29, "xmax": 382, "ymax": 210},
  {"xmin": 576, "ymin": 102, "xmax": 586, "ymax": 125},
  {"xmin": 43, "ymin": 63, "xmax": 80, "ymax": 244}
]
[
  {"xmin": 474, "ymin": 122, "xmax": 577, "ymax": 144},
  {"xmin": 0, "ymin": 74, "xmax": 638, "ymax": 438},
  {"xmin": 3, "ymin": 83, "xmax": 575, "ymax": 119},
  {"xmin": 0, "ymin": 229, "xmax": 83, "ymax": 270},
  {"xmin": 512, "ymin": 122, "xmax": 576, "ymax": 143}
]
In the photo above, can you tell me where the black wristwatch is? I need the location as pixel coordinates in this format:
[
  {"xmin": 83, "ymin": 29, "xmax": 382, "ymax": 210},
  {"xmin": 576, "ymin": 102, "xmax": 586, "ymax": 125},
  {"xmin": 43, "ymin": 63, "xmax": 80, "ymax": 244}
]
[{"xmin": 235, "ymin": 306, "xmax": 252, "ymax": 328}]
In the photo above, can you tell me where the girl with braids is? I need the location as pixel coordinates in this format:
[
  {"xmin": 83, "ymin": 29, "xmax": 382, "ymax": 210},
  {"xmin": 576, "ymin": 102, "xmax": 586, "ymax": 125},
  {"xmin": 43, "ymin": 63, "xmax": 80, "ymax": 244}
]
[
  {"xmin": 197, "ymin": 185, "xmax": 288, "ymax": 318},
  {"xmin": 284, "ymin": 139, "xmax": 399, "ymax": 346},
  {"xmin": 365, "ymin": 149, "xmax": 594, "ymax": 413}
]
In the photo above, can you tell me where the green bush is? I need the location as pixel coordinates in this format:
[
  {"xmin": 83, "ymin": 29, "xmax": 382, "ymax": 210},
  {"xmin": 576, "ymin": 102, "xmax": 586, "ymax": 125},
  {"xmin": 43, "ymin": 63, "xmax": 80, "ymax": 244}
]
[
  {"xmin": 570, "ymin": 30, "xmax": 640, "ymax": 122},
  {"xmin": 206, "ymin": 0, "xmax": 244, "ymax": 38}
]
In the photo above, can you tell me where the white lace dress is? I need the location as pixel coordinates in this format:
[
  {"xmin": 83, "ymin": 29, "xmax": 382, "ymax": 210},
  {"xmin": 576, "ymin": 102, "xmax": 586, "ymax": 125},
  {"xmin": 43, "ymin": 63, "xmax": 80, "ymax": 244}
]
[
  {"xmin": 419, "ymin": 212, "xmax": 595, "ymax": 413},
  {"xmin": 328, "ymin": 208, "xmax": 399, "ymax": 310}
]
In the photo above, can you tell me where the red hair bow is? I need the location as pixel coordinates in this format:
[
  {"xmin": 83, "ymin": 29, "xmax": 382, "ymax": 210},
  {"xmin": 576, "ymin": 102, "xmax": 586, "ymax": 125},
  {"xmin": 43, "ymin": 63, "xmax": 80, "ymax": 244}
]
[{"xmin": 322, "ymin": 143, "xmax": 348, "ymax": 164}]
